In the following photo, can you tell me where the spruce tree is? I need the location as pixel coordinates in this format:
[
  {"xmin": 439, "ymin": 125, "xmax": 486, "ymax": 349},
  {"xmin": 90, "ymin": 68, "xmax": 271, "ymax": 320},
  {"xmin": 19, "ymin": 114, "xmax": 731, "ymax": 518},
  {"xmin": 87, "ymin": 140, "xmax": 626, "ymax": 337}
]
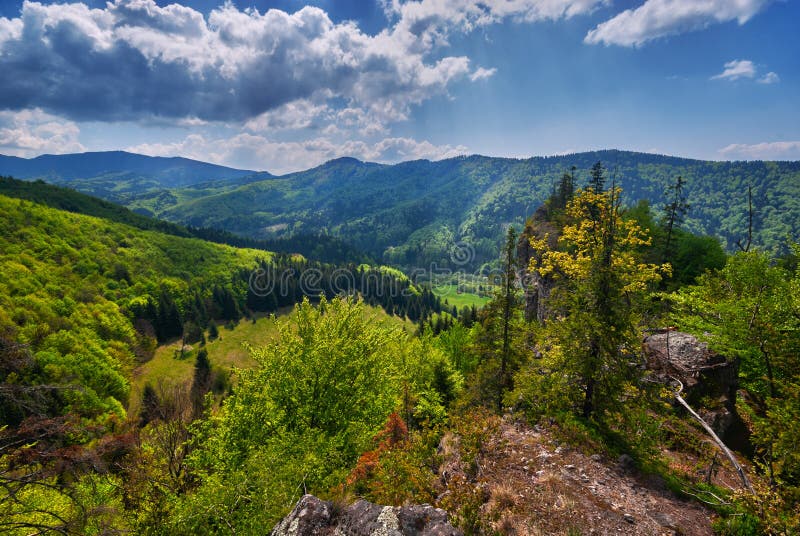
[
  {"xmin": 473, "ymin": 226, "xmax": 524, "ymax": 412},
  {"xmin": 526, "ymin": 187, "xmax": 667, "ymax": 419},
  {"xmin": 191, "ymin": 349, "xmax": 212, "ymax": 417},
  {"xmin": 589, "ymin": 161, "xmax": 605, "ymax": 194}
]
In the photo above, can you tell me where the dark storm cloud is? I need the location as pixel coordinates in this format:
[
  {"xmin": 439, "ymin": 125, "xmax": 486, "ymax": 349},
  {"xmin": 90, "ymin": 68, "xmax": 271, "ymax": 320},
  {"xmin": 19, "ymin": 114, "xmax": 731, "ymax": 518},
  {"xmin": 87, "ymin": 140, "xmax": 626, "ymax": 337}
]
[{"xmin": 0, "ymin": 0, "xmax": 474, "ymax": 122}]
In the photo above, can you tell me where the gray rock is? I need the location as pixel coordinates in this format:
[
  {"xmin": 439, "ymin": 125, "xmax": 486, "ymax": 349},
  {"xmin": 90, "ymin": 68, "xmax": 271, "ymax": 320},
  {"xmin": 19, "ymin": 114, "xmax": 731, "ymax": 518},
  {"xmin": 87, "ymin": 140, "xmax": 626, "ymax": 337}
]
[
  {"xmin": 617, "ymin": 454, "xmax": 636, "ymax": 472},
  {"xmin": 271, "ymin": 495, "xmax": 463, "ymax": 536},
  {"xmin": 648, "ymin": 511, "xmax": 678, "ymax": 529},
  {"xmin": 643, "ymin": 330, "xmax": 742, "ymax": 437}
]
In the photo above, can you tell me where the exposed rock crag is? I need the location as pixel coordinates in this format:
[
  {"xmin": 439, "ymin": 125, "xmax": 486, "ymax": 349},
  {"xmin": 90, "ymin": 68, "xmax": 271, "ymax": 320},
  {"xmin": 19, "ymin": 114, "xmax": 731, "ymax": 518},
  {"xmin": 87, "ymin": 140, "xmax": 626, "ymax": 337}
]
[
  {"xmin": 270, "ymin": 494, "xmax": 462, "ymax": 536},
  {"xmin": 643, "ymin": 330, "xmax": 742, "ymax": 440}
]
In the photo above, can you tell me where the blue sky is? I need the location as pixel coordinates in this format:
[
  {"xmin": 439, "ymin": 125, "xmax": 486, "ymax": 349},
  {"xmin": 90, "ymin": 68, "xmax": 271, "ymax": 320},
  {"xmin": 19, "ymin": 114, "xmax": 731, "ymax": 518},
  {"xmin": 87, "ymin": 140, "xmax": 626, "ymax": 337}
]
[{"xmin": 0, "ymin": 0, "xmax": 797, "ymax": 173}]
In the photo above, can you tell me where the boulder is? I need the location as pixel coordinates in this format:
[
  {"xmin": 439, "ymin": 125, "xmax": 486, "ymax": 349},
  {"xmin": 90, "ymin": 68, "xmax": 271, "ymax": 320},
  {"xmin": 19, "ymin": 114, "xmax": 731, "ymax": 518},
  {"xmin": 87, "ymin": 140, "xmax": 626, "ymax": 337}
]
[
  {"xmin": 270, "ymin": 494, "xmax": 463, "ymax": 536},
  {"xmin": 643, "ymin": 330, "xmax": 741, "ymax": 439},
  {"xmin": 643, "ymin": 330, "xmax": 737, "ymax": 401}
]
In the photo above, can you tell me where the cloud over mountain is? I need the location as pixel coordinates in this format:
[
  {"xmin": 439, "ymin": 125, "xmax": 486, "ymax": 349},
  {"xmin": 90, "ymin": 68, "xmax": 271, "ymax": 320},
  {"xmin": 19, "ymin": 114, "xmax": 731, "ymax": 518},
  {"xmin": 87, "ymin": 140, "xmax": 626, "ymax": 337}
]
[
  {"xmin": 0, "ymin": 0, "xmax": 602, "ymax": 126},
  {"xmin": 719, "ymin": 141, "xmax": 800, "ymax": 161},
  {"xmin": 128, "ymin": 133, "xmax": 467, "ymax": 174},
  {"xmin": 0, "ymin": 109, "xmax": 85, "ymax": 157}
]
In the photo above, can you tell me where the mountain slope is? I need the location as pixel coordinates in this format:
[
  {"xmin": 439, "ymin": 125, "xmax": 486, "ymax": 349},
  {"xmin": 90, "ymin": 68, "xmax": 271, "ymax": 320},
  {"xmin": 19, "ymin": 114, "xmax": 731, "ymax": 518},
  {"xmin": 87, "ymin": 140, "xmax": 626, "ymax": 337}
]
[
  {"xmin": 0, "ymin": 175, "xmax": 374, "ymax": 264},
  {"xmin": 0, "ymin": 193, "xmax": 269, "ymax": 425},
  {"xmin": 155, "ymin": 151, "xmax": 800, "ymax": 266},
  {"xmin": 0, "ymin": 151, "xmax": 258, "ymax": 184},
  {"xmin": 0, "ymin": 151, "xmax": 268, "ymax": 205}
]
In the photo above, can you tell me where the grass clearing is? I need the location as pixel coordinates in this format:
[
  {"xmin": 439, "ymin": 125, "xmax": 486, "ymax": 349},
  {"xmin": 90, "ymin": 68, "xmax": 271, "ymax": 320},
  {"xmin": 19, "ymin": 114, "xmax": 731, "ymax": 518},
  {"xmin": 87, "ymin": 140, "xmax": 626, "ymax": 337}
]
[
  {"xmin": 434, "ymin": 284, "xmax": 491, "ymax": 309},
  {"xmin": 128, "ymin": 302, "xmax": 415, "ymax": 416}
]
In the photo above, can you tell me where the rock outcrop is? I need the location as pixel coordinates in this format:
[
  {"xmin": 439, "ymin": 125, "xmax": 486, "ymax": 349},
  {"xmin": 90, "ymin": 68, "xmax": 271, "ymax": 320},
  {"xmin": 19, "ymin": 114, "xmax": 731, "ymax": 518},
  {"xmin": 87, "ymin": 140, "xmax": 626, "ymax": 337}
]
[
  {"xmin": 517, "ymin": 207, "xmax": 560, "ymax": 324},
  {"xmin": 643, "ymin": 330, "xmax": 743, "ymax": 440},
  {"xmin": 270, "ymin": 494, "xmax": 462, "ymax": 536}
]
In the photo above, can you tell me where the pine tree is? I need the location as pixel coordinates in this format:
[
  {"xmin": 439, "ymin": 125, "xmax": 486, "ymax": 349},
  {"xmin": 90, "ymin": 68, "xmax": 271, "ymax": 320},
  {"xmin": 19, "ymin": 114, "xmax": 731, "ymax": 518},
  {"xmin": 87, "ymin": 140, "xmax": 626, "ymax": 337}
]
[
  {"xmin": 191, "ymin": 349, "xmax": 212, "ymax": 417},
  {"xmin": 589, "ymin": 161, "xmax": 605, "ymax": 194},
  {"xmin": 473, "ymin": 226, "xmax": 524, "ymax": 412},
  {"xmin": 140, "ymin": 383, "xmax": 160, "ymax": 427},
  {"xmin": 208, "ymin": 320, "xmax": 219, "ymax": 341},
  {"xmin": 156, "ymin": 290, "xmax": 182, "ymax": 341},
  {"xmin": 662, "ymin": 175, "xmax": 689, "ymax": 263}
]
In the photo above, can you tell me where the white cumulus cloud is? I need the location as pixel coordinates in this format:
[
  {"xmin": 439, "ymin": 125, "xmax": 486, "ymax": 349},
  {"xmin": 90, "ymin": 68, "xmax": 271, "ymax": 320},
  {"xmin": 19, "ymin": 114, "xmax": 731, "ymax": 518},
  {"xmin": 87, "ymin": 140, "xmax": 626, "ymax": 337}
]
[
  {"xmin": 470, "ymin": 67, "xmax": 497, "ymax": 81},
  {"xmin": 710, "ymin": 59, "xmax": 780, "ymax": 84},
  {"xmin": 0, "ymin": 0, "xmax": 603, "ymax": 128},
  {"xmin": 711, "ymin": 59, "xmax": 756, "ymax": 81},
  {"xmin": 0, "ymin": 109, "xmax": 85, "ymax": 157},
  {"xmin": 128, "ymin": 133, "xmax": 467, "ymax": 174},
  {"xmin": 757, "ymin": 71, "xmax": 780, "ymax": 84},
  {"xmin": 719, "ymin": 141, "xmax": 800, "ymax": 161},
  {"xmin": 0, "ymin": 0, "xmax": 474, "ymax": 125},
  {"xmin": 585, "ymin": 0, "xmax": 773, "ymax": 47}
]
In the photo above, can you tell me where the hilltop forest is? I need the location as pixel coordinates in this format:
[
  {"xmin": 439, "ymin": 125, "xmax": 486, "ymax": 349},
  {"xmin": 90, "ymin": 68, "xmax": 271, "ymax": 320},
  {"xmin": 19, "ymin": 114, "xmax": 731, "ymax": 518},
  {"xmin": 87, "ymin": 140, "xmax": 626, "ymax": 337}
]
[
  {"xmin": 0, "ymin": 157, "xmax": 799, "ymax": 535},
  {"xmin": 4, "ymin": 150, "xmax": 800, "ymax": 269}
]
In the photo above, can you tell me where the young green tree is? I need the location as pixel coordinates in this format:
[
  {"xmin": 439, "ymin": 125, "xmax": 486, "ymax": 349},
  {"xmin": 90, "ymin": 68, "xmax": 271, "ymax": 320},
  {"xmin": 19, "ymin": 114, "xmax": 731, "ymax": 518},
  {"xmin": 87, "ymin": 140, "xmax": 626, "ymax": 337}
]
[
  {"xmin": 472, "ymin": 227, "xmax": 525, "ymax": 412},
  {"xmin": 670, "ymin": 250, "xmax": 800, "ymax": 505},
  {"xmin": 525, "ymin": 187, "xmax": 668, "ymax": 419},
  {"xmin": 171, "ymin": 297, "xmax": 415, "ymax": 532}
]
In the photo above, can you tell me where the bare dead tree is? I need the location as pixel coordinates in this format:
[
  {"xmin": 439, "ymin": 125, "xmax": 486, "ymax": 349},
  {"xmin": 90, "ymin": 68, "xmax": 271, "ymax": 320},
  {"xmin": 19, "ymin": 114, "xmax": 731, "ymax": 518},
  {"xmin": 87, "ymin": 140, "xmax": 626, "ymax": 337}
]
[
  {"xmin": 670, "ymin": 376, "xmax": 753, "ymax": 493},
  {"xmin": 736, "ymin": 185, "xmax": 753, "ymax": 253}
]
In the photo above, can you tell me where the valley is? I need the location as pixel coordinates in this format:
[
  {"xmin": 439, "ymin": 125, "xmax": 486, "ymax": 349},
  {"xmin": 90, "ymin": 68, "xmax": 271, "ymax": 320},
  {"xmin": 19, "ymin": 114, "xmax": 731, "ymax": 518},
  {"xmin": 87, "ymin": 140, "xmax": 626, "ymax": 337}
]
[{"xmin": 2, "ymin": 149, "xmax": 799, "ymax": 535}]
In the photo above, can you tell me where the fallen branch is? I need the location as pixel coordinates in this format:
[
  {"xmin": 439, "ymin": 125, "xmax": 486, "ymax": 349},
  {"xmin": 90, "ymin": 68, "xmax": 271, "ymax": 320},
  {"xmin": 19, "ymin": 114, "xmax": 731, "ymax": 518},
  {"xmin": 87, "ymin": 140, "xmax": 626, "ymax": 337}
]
[
  {"xmin": 681, "ymin": 488, "xmax": 731, "ymax": 507},
  {"xmin": 670, "ymin": 376, "xmax": 753, "ymax": 493}
]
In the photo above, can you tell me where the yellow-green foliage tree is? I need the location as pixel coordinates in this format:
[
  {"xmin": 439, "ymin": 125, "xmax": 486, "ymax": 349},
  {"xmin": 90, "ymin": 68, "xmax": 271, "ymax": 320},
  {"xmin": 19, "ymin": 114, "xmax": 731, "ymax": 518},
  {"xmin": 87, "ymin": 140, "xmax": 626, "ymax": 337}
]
[{"xmin": 516, "ymin": 187, "xmax": 668, "ymax": 420}]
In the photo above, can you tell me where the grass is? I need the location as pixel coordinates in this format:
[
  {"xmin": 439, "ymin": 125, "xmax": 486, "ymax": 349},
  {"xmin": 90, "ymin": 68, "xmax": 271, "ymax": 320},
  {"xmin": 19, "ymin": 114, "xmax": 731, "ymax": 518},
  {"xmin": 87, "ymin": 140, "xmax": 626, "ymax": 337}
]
[
  {"xmin": 434, "ymin": 284, "xmax": 491, "ymax": 309},
  {"xmin": 128, "ymin": 303, "xmax": 415, "ymax": 416}
]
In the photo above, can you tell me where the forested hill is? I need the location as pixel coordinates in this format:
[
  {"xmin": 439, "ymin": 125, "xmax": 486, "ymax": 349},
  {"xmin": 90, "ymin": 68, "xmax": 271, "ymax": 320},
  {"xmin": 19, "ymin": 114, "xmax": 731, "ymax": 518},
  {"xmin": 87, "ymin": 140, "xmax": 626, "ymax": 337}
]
[
  {"xmin": 0, "ymin": 176, "xmax": 372, "ymax": 264},
  {"xmin": 0, "ymin": 193, "xmax": 444, "ymax": 426},
  {"xmin": 0, "ymin": 150, "xmax": 258, "ymax": 185},
  {"xmin": 133, "ymin": 150, "xmax": 800, "ymax": 267},
  {"xmin": 5, "ymin": 150, "xmax": 799, "ymax": 267},
  {"xmin": 0, "ymin": 150, "xmax": 268, "ymax": 205}
]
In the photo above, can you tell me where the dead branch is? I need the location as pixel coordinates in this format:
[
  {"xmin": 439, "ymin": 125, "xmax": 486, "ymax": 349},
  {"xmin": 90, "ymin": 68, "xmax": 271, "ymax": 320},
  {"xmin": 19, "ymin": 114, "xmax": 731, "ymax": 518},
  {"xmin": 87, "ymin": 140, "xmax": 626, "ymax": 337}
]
[{"xmin": 670, "ymin": 376, "xmax": 753, "ymax": 493}]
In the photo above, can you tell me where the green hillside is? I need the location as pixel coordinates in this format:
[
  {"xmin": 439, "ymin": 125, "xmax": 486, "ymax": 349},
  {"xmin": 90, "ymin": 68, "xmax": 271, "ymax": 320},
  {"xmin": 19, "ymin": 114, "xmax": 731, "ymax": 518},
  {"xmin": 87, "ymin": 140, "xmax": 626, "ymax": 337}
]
[
  {"xmin": 136, "ymin": 151, "xmax": 800, "ymax": 267},
  {"xmin": 0, "ymin": 194, "xmax": 268, "ymax": 424},
  {"xmin": 0, "ymin": 175, "xmax": 373, "ymax": 264},
  {"xmin": 0, "ymin": 193, "xmax": 446, "ymax": 425}
]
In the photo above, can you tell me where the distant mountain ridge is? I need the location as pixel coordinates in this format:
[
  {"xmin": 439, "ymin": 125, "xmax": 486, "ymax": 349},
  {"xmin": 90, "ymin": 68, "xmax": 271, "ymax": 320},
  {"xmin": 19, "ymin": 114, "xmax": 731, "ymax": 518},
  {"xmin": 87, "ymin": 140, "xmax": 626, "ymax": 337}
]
[
  {"xmin": 0, "ymin": 150, "xmax": 269, "ymax": 206},
  {"xmin": 0, "ymin": 150, "xmax": 260, "ymax": 184},
  {"xmin": 3, "ymin": 149, "xmax": 799, "ymax": 267},
  {"xmin": 149, "ymin": 150, "xmax": 800, "ymax": 267}
]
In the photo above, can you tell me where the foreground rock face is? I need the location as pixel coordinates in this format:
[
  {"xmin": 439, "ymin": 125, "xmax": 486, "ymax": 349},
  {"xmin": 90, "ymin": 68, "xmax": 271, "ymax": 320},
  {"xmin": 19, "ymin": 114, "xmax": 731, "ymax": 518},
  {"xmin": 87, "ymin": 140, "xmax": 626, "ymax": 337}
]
[
  {"xmin": 270, "ymin": 494, "xmax": 463, "ymax": 536},
  {"xmin": 643, "ymin": 330, "xmax": 737, "ymax": 401},
  {"xmin": 517, "ymin": 209, "xmax": 560, "ymax": 323},
  {"xmin": 643, "ymin": 330, "xmax": 743, "ymax": 440}
]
